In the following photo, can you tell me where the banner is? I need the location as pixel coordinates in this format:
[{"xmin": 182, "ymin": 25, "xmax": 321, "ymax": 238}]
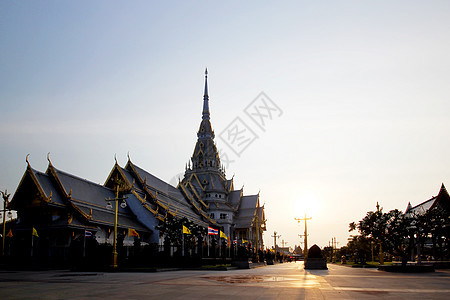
[
  {"xmin": 129, "ymin": 228, "xmax": 140, "ymax": 238},
  {"xmin": 32, "ymin": 227, "xmax": 39, "ymax": 238},
  {"xmin": 208, "ymin": 227, "xmax": 218, "ymax": 235},
  {"xmin": 220, "ymin": 231, "xmax": 227, "ymax": 240},
  {"xmin": 182, "ymin": 225, "xmax": 191, "ymax": 234}
]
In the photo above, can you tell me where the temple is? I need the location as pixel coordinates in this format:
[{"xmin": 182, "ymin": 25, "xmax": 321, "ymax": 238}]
[
  {"xmin": 180, "ymin": 69, "xmax": 265, "ymax": 246},
  {"xmin": 4, "ymin": 70, "xmax": 266, "ymax": 264},
  {"xmin": 405, "ymin": 183, "xmax": 450, "ymax": 216}
]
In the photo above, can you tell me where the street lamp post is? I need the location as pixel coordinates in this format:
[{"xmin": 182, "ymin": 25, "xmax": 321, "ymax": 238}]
[
  {"xmin": 295, "ymin": 214, "xmax": 312, "ymax": 259},
  {"xmin": 271, "ymin": 231, "xmax": 281, "ymax": 250},
  {"xmin": 371, "ymin": 240, "xmax": 374, "ymax": 263},
  {"xmin": 376, "ymin": 202, "xmax": 384, "ymax": 265},
  {"xmin": 407, "ymin": 225, "xmax": 421, "ymax": 265},
  {"xmin": 105, "ymin": 184, "xmax": 127, "ymax": 269},
  {"xmin": 1, "ymin": 190, "xmax": 11, "ymax": 257}
]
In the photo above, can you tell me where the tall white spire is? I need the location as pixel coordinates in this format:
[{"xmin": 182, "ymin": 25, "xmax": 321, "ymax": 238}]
[{"xmin": 202, "ymin": 68, "xmax": 210, "ymax": 120}]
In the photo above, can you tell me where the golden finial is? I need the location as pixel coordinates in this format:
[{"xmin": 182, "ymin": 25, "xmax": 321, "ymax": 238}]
[
  {"xmin": 47, "ymin": 152, "xmax": 52, "ymax": 165},
  {"xmin": 376, "ymin": 202, "xmax": 382, "ymax": 212},
  {"xmin": 114, "ymin": 154, "xmax": 118, "ymax": 165},
  {"xmin": 26, "ymin": 154, "xmax": 30, "ymax": 167}
]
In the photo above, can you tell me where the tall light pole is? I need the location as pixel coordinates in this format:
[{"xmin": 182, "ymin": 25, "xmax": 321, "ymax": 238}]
[
  {"xmin": 298, "ymin": 234, "xmax": 305, "ymax": 255},
  {"xmin": 254, "ymin": 214, "xmax": 259, "ymax": 254},
  {"xmin": 376, "ymin": 202, "xmax": 384, "ymax": 265},
  {"xmin": 1, "ymin": 190, "xmax": 11, "ymax": 257},
  {"xmin": 295, "ymin": 214, "xmax": 312, "ymax": 259},
  {"xmin": 105, "ymin": 183, "xmax": 127, "ymax": 269},
  {"xmin": 271, "ymin": 231, "xmax": 281, "ymax": 250}
]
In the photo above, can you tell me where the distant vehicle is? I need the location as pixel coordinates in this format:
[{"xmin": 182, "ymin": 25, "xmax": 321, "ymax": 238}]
[{"xmin": 292, "ymin": 254, "xmax": 303, "ymax": 261}]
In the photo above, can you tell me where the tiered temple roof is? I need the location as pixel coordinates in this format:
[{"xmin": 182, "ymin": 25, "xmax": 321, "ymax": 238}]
[
  {"xmin": 180, "ymin": 70, "xmax": 266, "ymax": 237},
  {"xmin": 9, "ymin": 70, "xmax": 266, "ymax": 244},
  {"xmin": 405, "ymin": 183, "xmax": 450, "ymax": 216}
]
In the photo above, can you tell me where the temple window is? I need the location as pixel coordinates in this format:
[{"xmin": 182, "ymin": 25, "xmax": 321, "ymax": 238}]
[{"xmin": 220, "ymin": 213, "xmax": 227, "ymax": 220}]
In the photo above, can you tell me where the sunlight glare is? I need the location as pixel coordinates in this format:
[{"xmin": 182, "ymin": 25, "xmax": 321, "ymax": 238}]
[{"xmin": 293, "ymin": 195, "xmax": 320, "ymax": 217}]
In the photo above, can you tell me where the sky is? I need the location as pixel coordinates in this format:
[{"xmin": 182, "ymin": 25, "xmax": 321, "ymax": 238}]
[{"xmin": 1, "ymin": 1, "xmax": 450, "ymax": 250}]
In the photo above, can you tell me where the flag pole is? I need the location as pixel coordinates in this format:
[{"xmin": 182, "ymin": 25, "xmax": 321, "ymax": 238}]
[
  {"xmin": 182, "ymin": 228, "xmax": 185, "ymax": 257},
  {"xmin": 228, "ymin": 234, "xmax": 231, "ymax": 258},
  {"xmin": 31, "ymin": 229, "xmax": 33, "ymax": 257},
  {"xmin": 83, "ymin": 230, "xmax": 86, "ymax": 257}
]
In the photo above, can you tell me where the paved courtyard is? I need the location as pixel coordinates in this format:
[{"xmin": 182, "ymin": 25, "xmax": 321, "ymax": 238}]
[{"xmin": 0, "ymin": 262, "xmax": 449, "ymax": 299}]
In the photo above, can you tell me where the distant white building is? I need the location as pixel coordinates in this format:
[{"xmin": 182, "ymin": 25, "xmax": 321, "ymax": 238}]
[{"xmin": 405, "ymin": 184, "xmax": 450, "ymax": 216}]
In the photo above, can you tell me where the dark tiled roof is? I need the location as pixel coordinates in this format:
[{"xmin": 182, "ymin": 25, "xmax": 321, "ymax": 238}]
[
  {"xmin": 228, "ymin": 190, "xmax": 242, "ymax": 208},
  {"xmin": 71, "ymin": 199, "xmax": 148, "ymax": 232},
  {"xmin": 50, "ymin": 167, "xmax": 151, "ymax": 232},
  {"xmin": 125, "ymin": 192, "xmax": 159, "ymax": 231},
  {"xmin": 131, "ymin": 164, "xmax": 208, "ymax": 226},
  {"xmin": 239, "ymin": 195, "xmax": 258, "ymax": 210},
  {"xmin": 54, "ymin": 168, "xmax": 117, "ymax": 208},
  {"xmin": 31, "ymin": 169, "xmax": 65, "ymax": 205},
  {"xmin": 132, "ymin": 164, "xmax": 179, "ymax": 196},
  {"xmin": 234, "ymin": 195, "xmax": 260, "ymax": 229}
]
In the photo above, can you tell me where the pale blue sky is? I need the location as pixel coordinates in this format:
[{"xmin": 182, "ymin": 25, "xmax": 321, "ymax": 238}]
[{"xmin": 1, "ymin": 1, "xmax": 450, "ymax": 249}]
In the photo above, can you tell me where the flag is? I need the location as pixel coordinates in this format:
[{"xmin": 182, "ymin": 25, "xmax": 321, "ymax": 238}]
[
  {"xmin": 220, "ymin": 231, "xmax": 227, "ymax": 240},
  {"xmin": 182, "ymin": 225, "xmax": 191, "ymax": 234},
  {"xmin": 242, "ymin": 239, "xmax": 248, "ymax": 244},
  {"xmin": 129, "ymin": 228, "xmax": 140, "ymax": 238},
  {"xmin": 6, "ymin": 229, "xmax": 13, "ymax": 238},
  {"xmin": 208, "ymin": 227, "xmax": 218, "ymax": 235},
  {"xmin": 85, "ymin": 230, "xmax": 93, "ymax": 237},
  {"xmin": 32, "ymin": 227, "xmax": 39, "ymax": 238}
]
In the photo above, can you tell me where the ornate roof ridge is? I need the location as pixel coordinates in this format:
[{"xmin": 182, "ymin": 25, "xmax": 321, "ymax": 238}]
[{"xmin": 52, "ymin": 166, "xmax": 114, "ymax": 191}]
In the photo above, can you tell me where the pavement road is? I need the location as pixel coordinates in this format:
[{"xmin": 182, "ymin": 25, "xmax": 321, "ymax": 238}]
[{"xmin": 0, "ymin": 262, "xmax": 449, "ymax": 299}]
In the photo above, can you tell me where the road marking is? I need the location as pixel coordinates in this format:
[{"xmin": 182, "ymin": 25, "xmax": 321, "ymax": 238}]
[{"xmin": 332, "ymin": 287, "xmax": 450, "ymax": 293}]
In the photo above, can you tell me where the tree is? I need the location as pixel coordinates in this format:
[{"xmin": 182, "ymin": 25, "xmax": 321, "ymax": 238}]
[
  {"xmin": 156, "ymin": 215, "xmax": 206, "ymax": 256},
  {"xmin": 350, "ymin": 209, "xmax": 411, "ymax": 265},
  {"xmin": 427, "ymin": 207, "xmax": 450, "ymax": 260},
  {"xmin": 346, "ymin": 235, "xmax": 372, "ymax": 264},
  {"xmin": 411, "ymin": 207, "xmax": 450, "ymax": 261},
  {"xmin": 383, "ymin": 209, "xmax": 411, "ymax": 263}
]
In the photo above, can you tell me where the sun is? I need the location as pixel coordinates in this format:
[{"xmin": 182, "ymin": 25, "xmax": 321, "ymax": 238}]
[{"xmin": 293, "ymin": 195, "xmax": 321, "ymax": 217}]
